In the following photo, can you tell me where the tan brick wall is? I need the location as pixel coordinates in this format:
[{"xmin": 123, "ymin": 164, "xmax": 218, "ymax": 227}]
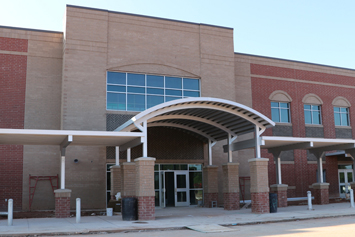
[
  {"xmin": 249, "ymin": 158, "xmax": 269, "ymax": 193},
  {"xmin": 222, "ymin": 163, "xmax": 239, "ymax": 193},
  {"xmin": 135, "ymin": 158, "xmax": 155, "ymax": 197},
  {"xmin": 203, "ymin": 165, "xmax": 218, "ymax": 193},
  {"xmin": 121, "ymin": 162, "xmax": 136, "ymax": 197},
  {"xmin": 110, "ymin": 165, "xmax": 121, "ymax": 198}
]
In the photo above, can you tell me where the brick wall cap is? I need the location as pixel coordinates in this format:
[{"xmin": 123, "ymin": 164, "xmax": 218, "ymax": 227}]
[
  {"xmin": 110, "ymin": 165, "xmax": 121, "ymax": 169},
  {"xmin": 122, "ymin": 162, "xmax": 136, "ymax": 166},
  {"xmin": 203, "ymin": 165, "xmax": 218, "ymax": 168},
  {"xmin": 54, "ymin": 189, "xmax": 72, "ymax": 193},
  {"xmin": 134, "ymin": 157, "xmax": 156, "ymax": 161},
  {"xmin": 248, "ymin": 158, "xmax": 269, "ymax": 163},
  {"xmin": 312, "ymin": 183, "xmax": 330, "ymax": 189},
  {"xmin": 270, "ymin": 184, "xmax": 288, "ymax": 188},
  {"xmin": 222, "ymin": 162, "xmax": 240, "ymax": 166}
]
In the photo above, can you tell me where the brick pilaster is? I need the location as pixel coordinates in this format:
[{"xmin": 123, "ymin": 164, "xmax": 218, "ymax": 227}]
[
  {"xmin": 110, "ymin": 165, "xmax": 121, "ymax": 200},
  {"xmin": 312, "ymin": 183, "xmax": 329, "ymax": 205},
  {"xmin": 222, "ymin": 163, "xmax": 240, "ymax": 210},
  {"xmin": 270, "ymin": 184, "xmax": 288, "ymax": 207},
  {"xmin": 135, "ymin": 157, "xmax": 156, "ymax": 220},
  {"xmin": 249, "ymin": 158, "xmax": 270, "ymax": 213},
  {"xmin": 121, "ymin": 162, "xmax": 136, "ymax": 198},
  {"xmin": 203, "ymin": 165, "xmax": 218, "ymax": 208},
  {"xmin": 54, "ymin": 189, "xmax": 71, "ymax": 218}
]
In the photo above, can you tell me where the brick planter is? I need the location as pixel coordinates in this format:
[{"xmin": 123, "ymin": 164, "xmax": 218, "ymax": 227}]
[
  {"xmin": 54, "ymin": 189, "xmax": 71, "ymax": 218},
  {"xmin": 312, "ymin": 183, "xmax": 329, "ymax": 205},
  {"xmin": 270, "ymin": 184, "xmax": 288, "ymax": 207}
]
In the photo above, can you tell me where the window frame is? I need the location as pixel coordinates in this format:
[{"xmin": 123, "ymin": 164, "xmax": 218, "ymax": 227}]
[
  {"xmin": 334, "ymin": 106, "xmax": 350, "ymax": 126},
  {"xmin": 106, "ymin": 72, "xmax": 201, "ymax": 112},
  {"xmin": 304, "ymin": 104, "xmax": 322, "ymax": 125},
  {"xmin": 270, "ymin": 101, "xmax": 291, "ymax": 123}
]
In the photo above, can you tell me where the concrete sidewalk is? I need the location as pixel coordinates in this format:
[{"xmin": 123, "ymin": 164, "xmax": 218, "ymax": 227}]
[{"xmin": 1, "ymin": 203, "xmax": 355, "ymax": 236}]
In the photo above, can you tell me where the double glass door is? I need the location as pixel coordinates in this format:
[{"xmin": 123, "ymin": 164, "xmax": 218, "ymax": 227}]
[
  {"xmin": 160, "ymin": 171, "xmax": 189, "ymax": 207},
  {"xmin": 339, "ymin": 169, "xmax": 353, "ymax": 197}
]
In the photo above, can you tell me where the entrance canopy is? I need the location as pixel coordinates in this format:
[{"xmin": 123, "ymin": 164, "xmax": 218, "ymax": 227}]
[
  {"xmin": 0, "ymin": 128, "xmax": 143, "ymax": 146},
  {"xmin": 115, "ymin": 97, "xmax": 275, "ymax": 141}
]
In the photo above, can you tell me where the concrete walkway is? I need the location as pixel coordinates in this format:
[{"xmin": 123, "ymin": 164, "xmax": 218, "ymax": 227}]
[{"xmin": 1, "ymin": 203, "xmax": 355, "ymax": 236}]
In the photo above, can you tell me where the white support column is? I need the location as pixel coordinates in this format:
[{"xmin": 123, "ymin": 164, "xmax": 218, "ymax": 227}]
[
  {"xmin": 115, "ymin": 146, "xmax": 119, "ymax": 165},
  {"xmin": 276, "ymin": 156, "xmax": 282, "ymax": 185},
  {"xmin": 317, "ymin": 156, "xmax": 323, "ymax": 183},
  {"xmin": 142, "ymin": 120, "xmax": 148, "ymax": 157},
  {"xmin": 61, "ymin": 155, "xmax": 65, "ymax": 189},
  {"xmin": 255, "ymin": 126, "xmax": 261, "ymax": 158},
  {"xmin": 127, "ymin": 148, "xmax": 131, "ymax": 162},
  {"xmin": 227, "ymin": 134, "xmax": 233, "ymax": 163},
  {"xmin": 208, "ymin": 140, "xmax": 213, "ymax": 166}
]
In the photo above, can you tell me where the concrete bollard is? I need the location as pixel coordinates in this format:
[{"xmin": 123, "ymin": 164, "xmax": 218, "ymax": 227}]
[
  {"xmin": 350, "ymin": 189, "xmax": 354, "ymax": 208},
  {"xmin": 8, "ymin": 199, "xmax": 13, "ymax": 226},
  {"xmin": 76, "ymin": 198, "xmax": 81, "ymax": 223},
  {"xmin": 307, "ymin": 191, "xmax": 312, "ymax": 210}
]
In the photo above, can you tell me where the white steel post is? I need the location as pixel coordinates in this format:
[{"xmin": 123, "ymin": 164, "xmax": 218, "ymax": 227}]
[
  {"xmin": 208, "ymin": 140, "xmax": 212, "ymax": 166},
  {"xmin": 76, "ymin": 198, "xmax": 81, "ymax": 223},
  {"xmin": 127, "ymin": 148, "xmax": 131, "ymax": 162},
  {"xmin": 142, "ymin": 121, "xmax": 148, "ymax": 157},
  {"xmin": 61, "ymin": 155, "xmax": 65, "ymax": 189},
  {"xmin": 276, "ymin": 156, "xmax": 282, "ymax": 185},
  {"xmin": 255, "ymin": 126, "xmax": 261, "ymax": 158},
  {"xmin": 227, "ymin": 134, "xmax": 232, "ymax": 163},
  {"xmin": 317, "ymin": 157, "xmax": 323, "ymax": 183},
  {"xmin": 8, "ymin": 199, "xmax": 13, "ymax": 226},
  {"xmin": 115, "ymin": 146, "xmax": 119, "ymax": 165},
  {"xmin": 307, "ymin": 191, "xmax": 312, "ymax": 210},
  {"xmin": 350, "ymin": 189, "xmax": 355, "ymax": 208}
]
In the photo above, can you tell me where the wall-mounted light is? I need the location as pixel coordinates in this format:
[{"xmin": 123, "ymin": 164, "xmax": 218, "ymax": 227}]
[{"xmin": 74, "ymin": 159, "xmax": 79, "ymax": 163}]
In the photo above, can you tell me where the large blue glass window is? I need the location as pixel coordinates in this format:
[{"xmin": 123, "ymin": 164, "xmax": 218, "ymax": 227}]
[
  {"xmin": 271, "ymin": 102, "xmax": 290, "ymax": 123},
  {"xmin": 334, "ymin": 107, "xmax": 349, "ymax": 126},
  {"xmin": 304, "ymin": 104, "xmax": 321, "ymax": 125},
  {"xmin": 107, "ymin": 72, "xmax": 200, "ymax": 111}
]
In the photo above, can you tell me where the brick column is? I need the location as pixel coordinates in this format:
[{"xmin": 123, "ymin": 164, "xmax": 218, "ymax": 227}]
[
  {"xmin": 312, "ymin": 183, "xmax": 329, "ymax": 205},
  {"xmin": 249, "ymin": 158, "xmax": 270, "ymax": 214},
  {"xmin": 222, "ymin": 163, "xmax": 240, "ymax": 210},
  {"xmin": 203, "ymin": 165, "xmax": 218, "ymax": 208},
  {"xmin": 121, "ymin": 162, "xmax": 136, "ymax": 198},
  {"xmin": 54, "ymin": 189, "xmax": 71, "ymax": 218},
  {"xmin": 110, "ymin": 165, "xmax": 122, "ymax": 200},
  {"xmin": 270, "ymin": 184, "xmax": 288, "ymax": 207},
  {"xmin": 135, "ymin": 157, "xmax": 156, "ymax": 220}
]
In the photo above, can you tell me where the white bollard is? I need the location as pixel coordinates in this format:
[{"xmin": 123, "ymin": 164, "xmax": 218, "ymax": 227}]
[
  {"xmin": 76, "ymin": 198, "xmax": 81, "ymax": 223},
  {"xmin": 8, "ymin": 199, "xmax": 13, "ymax": 226},
  {"xmin": 350, "ymin": 189, "xmax": 355, "ymax": 208},
  {"xmin": 307, "ymin": 191, "xmax": 312, "ymax": 210}
]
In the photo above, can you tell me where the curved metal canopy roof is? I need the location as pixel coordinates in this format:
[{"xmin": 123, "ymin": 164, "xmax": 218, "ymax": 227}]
[{"xmin": 116, "ymin": 97, "xmax": 275, "ymax": 141}]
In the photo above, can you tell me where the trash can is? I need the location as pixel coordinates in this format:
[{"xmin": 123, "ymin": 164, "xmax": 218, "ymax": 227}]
[
  {"xmin": 122, "ymin": 197, "xmax": 138, "ymax": 221},
  {"xmin": 269, "ymin": 193, "xmax": 277, "ymax": 213}
]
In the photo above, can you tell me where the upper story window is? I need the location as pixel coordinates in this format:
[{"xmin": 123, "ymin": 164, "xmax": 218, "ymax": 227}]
[
  {"xmin": 302, "ymin": 93, "xmax": 323, "ymax": 125},
  {"xmin": 304, "ymin": 105, "xmax": 322, "ymax": 125},
  {"xmin": 107, "ymin": 72, "xmax": 200, "ymax": 111},
  {"xmin": 269, "ymin": 90, "xmax": 292, "ymax": 123},
  {"xmin": 271, "ymin": 102, "xmax": 290, "ymax": 123},
  {"xmin": 334, "ymin": 107, "xmax": 349, "ymax": 126},
  {"xmin": 332, "ymin": 96, "xmax": 351, "ymax": 127}
]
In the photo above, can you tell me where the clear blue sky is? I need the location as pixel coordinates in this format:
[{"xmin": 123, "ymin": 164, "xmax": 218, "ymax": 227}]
[{"xmin": 1, "ymin": 0, "xmax": 354, "ymax": 69}]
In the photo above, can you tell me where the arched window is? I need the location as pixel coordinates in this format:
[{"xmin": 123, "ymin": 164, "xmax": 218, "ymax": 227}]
[
  {"xmin": 269, "ymin": 90, "xmax": 292, "ymax": 123},
  {"xmin": 302, "ymin": 94, "xmax": 323, "ymax": 125},
  {"xmin": 332, "ymin": 96, "xmax": 351, "ymax": 126}
]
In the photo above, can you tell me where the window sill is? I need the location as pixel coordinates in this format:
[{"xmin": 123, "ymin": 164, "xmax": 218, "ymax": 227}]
[
  {"xmin": 335, "ymin": 126, "xmax": 352, "ymax": 129},
  {"xmin": 305, "ymin": 124, "xmax": 323, "ymax": 128},
  {"xmin": 275, "ymin": 122, "xmax": 292, "ymax": 126}
]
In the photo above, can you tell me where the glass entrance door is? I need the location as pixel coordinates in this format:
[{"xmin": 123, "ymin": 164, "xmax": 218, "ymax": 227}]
[
  {"xmin": 339, "ymin": 169, "xmax": 353, "ymax": 198},
  {"xmin": 174, "ymin": 171, "xmax": 189, "ymax": 206}
]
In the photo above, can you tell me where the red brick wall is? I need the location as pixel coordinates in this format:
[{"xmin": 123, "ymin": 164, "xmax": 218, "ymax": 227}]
[
  {"xmin": 251, "ymin": 192, "xmax": 270, "ymax": 213},
  {"xmin": 55, "ymin": 197, "xmax": 71, "ymax": 218},
  {"xmin": 0, "ymin": 37, "xmax": 28, "ymax": 52},
  {"xmin": 0, "ymin": 37, "xmax": 27, "ymax": 211},
  {"xmin": 251, "ymin": 64, "xmax": 353, "ymax": 198},
  {"xmin": 137, "ymin": 196, "xmax": 155, "ymax": 220},
  {"xmin": 223, "ymin": 192, "xmax": 240, "ymax": 210}
]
